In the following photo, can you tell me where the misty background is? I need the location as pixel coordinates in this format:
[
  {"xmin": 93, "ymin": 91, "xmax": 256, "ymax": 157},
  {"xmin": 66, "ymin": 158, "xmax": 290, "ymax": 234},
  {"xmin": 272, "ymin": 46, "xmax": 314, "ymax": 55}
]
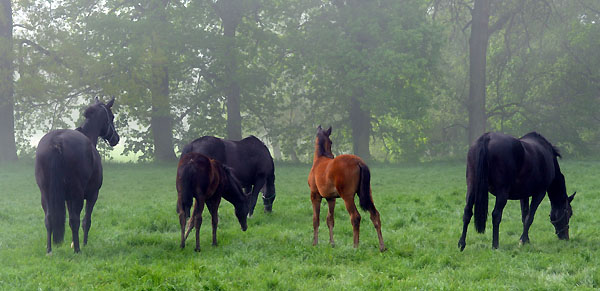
[{"xmin": 0, "ymin": 0, "xmax": 598, "ymax": 164}]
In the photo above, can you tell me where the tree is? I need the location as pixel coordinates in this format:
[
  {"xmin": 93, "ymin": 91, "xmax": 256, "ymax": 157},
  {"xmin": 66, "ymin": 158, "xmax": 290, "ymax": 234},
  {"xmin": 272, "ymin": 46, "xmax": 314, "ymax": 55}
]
[{"xmin": 0, "ymin": 0, "xmax": 17, "ymax": 163}]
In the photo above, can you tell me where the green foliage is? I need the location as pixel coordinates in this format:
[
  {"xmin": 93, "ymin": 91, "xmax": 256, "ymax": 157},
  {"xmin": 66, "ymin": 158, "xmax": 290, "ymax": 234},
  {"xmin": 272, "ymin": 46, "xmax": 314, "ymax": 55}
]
[{"xmin": 1, "ymin": 161, "xmax": 599, "ymax": 289}]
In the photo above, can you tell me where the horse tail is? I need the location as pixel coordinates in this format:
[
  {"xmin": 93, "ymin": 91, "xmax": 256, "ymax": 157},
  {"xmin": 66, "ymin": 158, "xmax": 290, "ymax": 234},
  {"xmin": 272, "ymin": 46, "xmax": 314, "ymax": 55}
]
[
  {"xmin": 48, "ymin": 145, "xmax": 66, "ymax": 244},
  {"xmin": 357, "ymin": 162, "xmax": 375, "ymax": 212},
  {"xmin": 473, "ymin": 134, "xmax": 490, "ymax": 234},
  {"xmin": 179, "ymin": 160, "xmax": 197, "ymax": 212}
]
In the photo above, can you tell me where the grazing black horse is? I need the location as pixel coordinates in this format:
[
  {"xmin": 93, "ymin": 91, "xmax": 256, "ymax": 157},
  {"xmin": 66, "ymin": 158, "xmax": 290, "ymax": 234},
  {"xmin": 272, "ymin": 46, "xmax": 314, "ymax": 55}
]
[
  {"xmin": 181, "ymin": 136, "xmax": 276, "ymax": 217},
  {"xmin": 458, "ymin": 132, "xmax": 576, "ymax": 251},
  {"xmin": 176, "ymin": 153, "xmax": 249, "ymax": 252},
  {"xmin": 35, "ymin": 97, "xmax": 119, "ymax": 254}
]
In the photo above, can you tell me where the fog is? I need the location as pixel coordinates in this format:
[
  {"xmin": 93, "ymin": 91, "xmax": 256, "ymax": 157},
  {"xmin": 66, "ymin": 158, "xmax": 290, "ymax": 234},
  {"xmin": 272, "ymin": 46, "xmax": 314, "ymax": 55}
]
[{"xmin": 1, "ymin": 0, "xmax": 599, "ymax": 163}]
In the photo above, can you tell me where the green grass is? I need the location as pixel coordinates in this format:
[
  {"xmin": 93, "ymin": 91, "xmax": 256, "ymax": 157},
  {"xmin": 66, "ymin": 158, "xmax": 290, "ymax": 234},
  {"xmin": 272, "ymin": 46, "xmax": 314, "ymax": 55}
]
[{"xmin": 1, "ymin": 160, "xmax": 599, "ymax": 290}]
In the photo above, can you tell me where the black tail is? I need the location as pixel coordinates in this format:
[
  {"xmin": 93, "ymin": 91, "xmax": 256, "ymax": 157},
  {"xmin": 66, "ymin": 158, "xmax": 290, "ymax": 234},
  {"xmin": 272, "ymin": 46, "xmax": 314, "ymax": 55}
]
[
  {"xmin": 357, "ymin": 163, "xmax": 375, "ymax": 212},
  {"xmin": 179, "ymin": 162, "xmax": 196, "ymax": 215},
  {"xmin": 48, "ymin": 147, "xmax": 66, "ymax": 244},
  {"xmin": 473, "ymin": 134, "xmax": 490, "ymax": 233}
]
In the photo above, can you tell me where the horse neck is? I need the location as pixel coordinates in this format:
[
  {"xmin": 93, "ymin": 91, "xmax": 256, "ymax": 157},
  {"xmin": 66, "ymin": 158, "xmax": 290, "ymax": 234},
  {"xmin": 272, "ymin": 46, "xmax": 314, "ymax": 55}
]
[
  {"xmin": 78, "ymin": 119, "xmax": 102, "ymax": 147},
  {"xmin": 312, "ymin": 148, "xmax": 332, "ymax": 166},
  {"xmin": 547, "ymin": 171, "xmax": 568, "ymax": 209}
]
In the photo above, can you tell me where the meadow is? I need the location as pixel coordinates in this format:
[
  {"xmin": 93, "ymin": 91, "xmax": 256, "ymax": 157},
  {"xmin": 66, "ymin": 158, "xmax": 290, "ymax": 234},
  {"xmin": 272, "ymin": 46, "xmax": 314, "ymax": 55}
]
[{"xmin": 0, "ymin": 160, "xmax": 599, "ymax": 290}]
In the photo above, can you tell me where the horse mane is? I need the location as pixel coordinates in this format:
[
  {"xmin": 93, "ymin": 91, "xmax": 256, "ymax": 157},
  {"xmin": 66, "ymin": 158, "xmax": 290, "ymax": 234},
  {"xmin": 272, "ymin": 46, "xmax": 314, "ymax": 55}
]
[{"xmin": 522, "ymin": 132, "xmax": 561, "ymax": 158}]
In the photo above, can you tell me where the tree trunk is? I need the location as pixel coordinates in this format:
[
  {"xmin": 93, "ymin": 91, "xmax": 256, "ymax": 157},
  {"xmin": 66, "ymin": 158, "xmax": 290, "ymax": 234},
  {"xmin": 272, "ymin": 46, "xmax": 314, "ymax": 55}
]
[
  {"xmin": 468, "ymin": 0, "xmax": 491, "ymax": 144},
  {"xmin": 219, "ymin": 0, "xmax": 243, "ymax": 140},
  {"xmin": 149, "ymin": 5, "xmax": 175, "ymax": 162},
  {"xmin": 350, "ymin": 96, "xmax": 371, "ymax": 161},
  {"xmin": 0, "ymin": 0, "xmax": 17, "ymax": 163}
]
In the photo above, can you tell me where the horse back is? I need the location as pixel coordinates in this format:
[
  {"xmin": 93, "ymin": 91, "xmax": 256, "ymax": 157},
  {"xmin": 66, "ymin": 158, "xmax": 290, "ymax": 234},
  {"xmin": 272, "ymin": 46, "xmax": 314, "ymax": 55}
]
[
  {"xmin": 309, "ymin": 154, "xmax": 362, "ymax": 198},
  {"xmin": 35, "ymin": 129, "xmax": 100, "ymax": 194}
]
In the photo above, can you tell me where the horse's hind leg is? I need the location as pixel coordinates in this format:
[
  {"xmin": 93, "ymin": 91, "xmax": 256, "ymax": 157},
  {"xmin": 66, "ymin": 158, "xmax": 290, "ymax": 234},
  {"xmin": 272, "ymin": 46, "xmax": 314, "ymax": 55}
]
[
  {"xmin": 42, "ymin": 194, "xmax": 52, "ymax": 254},
  {"xmin": 206, "ymin": 197, "xmax": 221, "ymax": 246},
  {"xmin": 491, "ymin": 194, "xmax": 508, "ymax": 249},
  {"xmin": 326, "ymin": 198, "xmax": 336, "ymax": 247},
  {"xmin": 342, "ymin": 198, "xmax": 361, "ymax": 249},
  {"xmin": 311, "ymin": 191, "xmax": 322, "ymax": 246},
  {"xmin": 67, "ymin": 198, "xmax": 84, "ymax": 253},
  {"xmin": 367, "ymin": 205, "xmax": 386, "ymax": 252},
  {"xmin": 193, "ymin": 198, "xmax": 206, "ymax": 252},
  {"xmin": 82, "ymin": 193, "xmax": 98, "ymax": 245},
  {"xmin": 520, "ymin": 198, "xmax": 530, "ymax": 225},
  {"xmin": 520, "ymin": 193, "xmax": 544, "ymax": 245}
]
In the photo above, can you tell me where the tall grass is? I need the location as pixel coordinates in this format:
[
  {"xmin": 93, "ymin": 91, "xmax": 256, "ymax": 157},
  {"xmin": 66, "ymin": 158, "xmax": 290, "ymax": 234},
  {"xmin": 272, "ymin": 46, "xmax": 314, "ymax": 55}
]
[{"xmin": 0, "ymin": 160, "xmax": 598, "ymax": 289}]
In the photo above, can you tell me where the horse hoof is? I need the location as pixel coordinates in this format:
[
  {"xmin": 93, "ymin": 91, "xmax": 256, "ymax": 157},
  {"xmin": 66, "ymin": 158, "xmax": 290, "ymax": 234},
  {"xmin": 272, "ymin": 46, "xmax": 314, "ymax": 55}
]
[
  {"xmin": 458, "ymin": 241, "xmax": 466, "ymax": 251},
  {"xmin": 194, "ymin": 248, "xmax": 201, "ymax": 252},
  {"xmin": 71, "ymin": 242, "xmax": 74, "ymax": 248},
  {"xmin": 379, "ymin": 246, "xmax": 387, "ymax": 252},
  {"xmin": 46, "ymin": 251, "xmax": 52, "ymax": 256}
]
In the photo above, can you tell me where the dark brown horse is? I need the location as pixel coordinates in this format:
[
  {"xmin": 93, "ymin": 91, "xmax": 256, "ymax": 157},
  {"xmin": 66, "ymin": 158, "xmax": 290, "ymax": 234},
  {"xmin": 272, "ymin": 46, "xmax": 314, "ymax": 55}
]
[
  {"xmin": 308, "ymin": 126, "xmax": 385, "ymax": 252},
  {"xmin": 458, "ymin": 132, "xmax": 576, "ymax": 251},
  {"xmin": 35, "ymin": 97, "xmax": 119, "ymax": 254},
  {"xmin": 176, "ymin": 152, "xmax": 249, "ymax": 252}
]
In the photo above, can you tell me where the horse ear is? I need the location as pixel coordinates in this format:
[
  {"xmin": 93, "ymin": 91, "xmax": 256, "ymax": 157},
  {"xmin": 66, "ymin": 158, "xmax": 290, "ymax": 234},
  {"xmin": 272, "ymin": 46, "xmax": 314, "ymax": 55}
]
[
  {"xmin": 106, "ymin": 96, "xmax": 115, "ymax": 108},
  {"xmin": 317, "ymin": 125, "xmax": 322, "ymax": 131},
  {"xmin": 325, "ymin": 126, "xmax": 332, "ymax": 136},
  {"xmin": 95, "ymin": 96, "xmax": 100, "ymax": 104},
  {"xmin": 568, "ymin": 192, "xmax": 576, "ymax": 203}
]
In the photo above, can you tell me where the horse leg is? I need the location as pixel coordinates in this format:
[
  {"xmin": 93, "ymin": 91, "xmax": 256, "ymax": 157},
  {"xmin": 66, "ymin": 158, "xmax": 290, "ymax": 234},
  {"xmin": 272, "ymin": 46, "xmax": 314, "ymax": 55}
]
[
  {"xmin": 458, "ymin": 190, "xmax": 475, "ymax": 251},
  {"xmin": 520, "ymin": 198, "xmax": 530, "ymax": 225},
  {"xmin": 491, "ymin": 194, "xmax": 508, "ymax": 249},
  {"xmin": 206, "ymin": 196, "xmax": 221, "ymax": 246},
  {"xmin": 520, "ymin": 193, "xmax": 544, "ymax": 245},
  {"xmin": 67, "ymin": 198, "xmax": 84, "ymax": 253},
  {"xmin": 326, "ymin": 198, "xmax": 336, "ymax": 247},
  {"xmin": 82, "ymin": 193, "xmax": 98, "ymax": 245},
  {"xmin": 311, "ymin": 191, "xmax": 322, "ymax": 246},
  {"xmin": 248, "ymin": 177, "xmax": 266, "ymax": 218},
  {"xmin": 193, "ymin": 198, "xmax": 206, "ymax": 252},
  {"xmin": 41, "ymin": 193, "xmax": 52, "ymax": 254},
  {"xmin": 367, "ymin": 205, "xmax": 386, "ymax": 252},
  {"xmin": 342, "ymin": 198, "xmax": 361, "ymax": 249}
]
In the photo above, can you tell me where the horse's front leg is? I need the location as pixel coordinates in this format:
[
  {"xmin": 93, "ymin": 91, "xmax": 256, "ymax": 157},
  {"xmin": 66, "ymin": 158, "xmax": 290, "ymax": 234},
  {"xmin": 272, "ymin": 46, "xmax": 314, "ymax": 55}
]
[
  {"xmin": 491, "ymin": 195, "xmax": 508, "ymax": 249},
  {"xmin": 311, "ymin": 191, "xmax": 322, "ymax": 246},
  {"xmin": 248, "ymin": 177, "xmax": 266, "ymax": 218},
  {"xmin": 520, "ymin": 194, "xmax": 544, "ymax": 245}
]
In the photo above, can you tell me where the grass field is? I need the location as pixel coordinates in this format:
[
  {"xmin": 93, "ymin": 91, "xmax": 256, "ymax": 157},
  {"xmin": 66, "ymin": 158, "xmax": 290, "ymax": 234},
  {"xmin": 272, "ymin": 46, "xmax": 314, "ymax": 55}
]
[{"xmin": 1, "ymin": 160, "xmax": 599, "ymax": 290}]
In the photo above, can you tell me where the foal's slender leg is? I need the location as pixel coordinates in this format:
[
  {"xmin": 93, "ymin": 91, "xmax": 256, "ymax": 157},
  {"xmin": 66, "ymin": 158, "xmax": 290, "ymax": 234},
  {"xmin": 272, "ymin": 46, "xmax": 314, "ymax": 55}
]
[
  {"xmin": 311, "ymin": 191, "xmax": 322, "ymax": 246},
  {"xmin": 491, "ymin": 194, "xmax": 508, "ymax": 249},
  {"xmin": 67, "ymin": 197, "xmax": 84, "ymax": 253},
  {"xmin": 206, "ymin": 197, "xmax": 221, "ymax": 246},
  {"xmin": 193, "ymin": 198, "xmax": 206, "ymax": 252},
  {"xmin": 82, "ymin": 192, "xmax": 98, "ymax": 245},
  {"xmin": 342, "ymin": 198, "xmax": 361, "ymax": 249},
  {"xmin": 520, "ymin": 193, "xmax": 544, "ymax": 245},
  {"xmin": 326, "ymin": 198, "xmax": 336, "ymax": 247},
  {"xmin": 367, "ymin": 202, "xmax": 386, "ymax": 252}
]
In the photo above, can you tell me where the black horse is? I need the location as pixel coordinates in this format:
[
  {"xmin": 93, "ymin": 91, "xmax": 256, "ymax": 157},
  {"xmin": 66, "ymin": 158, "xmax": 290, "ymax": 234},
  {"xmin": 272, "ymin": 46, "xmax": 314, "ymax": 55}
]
[
  {"xmin": 35, "ymin": 97, "xmax": 119, "ymax": 254},
  {"xmin": 458, "ymin": 132, "xmax": 576, "ymax": 251},
  {"xmin": 181, "ymin": 136, "xmax": 275, "ymax": 216},
  {"xmin": 176, "ymin": 153, "xmax": 249, "ymax": 252}
]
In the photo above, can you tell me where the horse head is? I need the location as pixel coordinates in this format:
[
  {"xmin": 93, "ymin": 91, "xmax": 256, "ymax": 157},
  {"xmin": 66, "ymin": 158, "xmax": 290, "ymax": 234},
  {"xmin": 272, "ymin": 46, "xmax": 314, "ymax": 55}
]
[
  {"xmin": 551, "ymin": 192, "xmax": 576, "ymax": 240},
  {"xmin": 223, "ymin": 166, "xmax": 248, "ymax": 231},
  {"xmin": 315, "ymin": 125, "xmax": 334, "ymax": 158},
  {"xmin": 87, "ymin": 96, "xmax": 120, "ymax": 146}
]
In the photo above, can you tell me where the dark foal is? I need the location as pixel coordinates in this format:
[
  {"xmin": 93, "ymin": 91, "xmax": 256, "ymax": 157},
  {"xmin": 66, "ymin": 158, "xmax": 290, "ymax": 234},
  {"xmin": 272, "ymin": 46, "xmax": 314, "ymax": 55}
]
[
  {"xmin": 458, "ymin": 132, "xmax": 576, "ymax": 251},
  {"xmin": 35, "ymin": 97, "xmax": 119, "ymax": 254},
  {"xmin": 181, "ymin": 135, "xmax": 276, "ymax": 216},
  {"xmin": 176, "ymin": 153, "xmax": 249, "ymax": 252}
]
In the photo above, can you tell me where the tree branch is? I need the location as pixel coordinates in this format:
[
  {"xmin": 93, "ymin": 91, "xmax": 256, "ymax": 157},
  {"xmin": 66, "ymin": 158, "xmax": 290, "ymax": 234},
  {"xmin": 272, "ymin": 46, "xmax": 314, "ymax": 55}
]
[{"xmin": 17, "ymin": 39, "xmax": 72, "ymax": 70}]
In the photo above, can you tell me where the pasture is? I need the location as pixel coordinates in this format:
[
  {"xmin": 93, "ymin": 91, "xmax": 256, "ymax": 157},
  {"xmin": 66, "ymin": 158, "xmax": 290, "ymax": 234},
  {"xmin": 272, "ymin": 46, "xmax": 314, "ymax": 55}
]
[{"xmin": 1, "ymin": 160, "xmax": 599, "ymax": 290}]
